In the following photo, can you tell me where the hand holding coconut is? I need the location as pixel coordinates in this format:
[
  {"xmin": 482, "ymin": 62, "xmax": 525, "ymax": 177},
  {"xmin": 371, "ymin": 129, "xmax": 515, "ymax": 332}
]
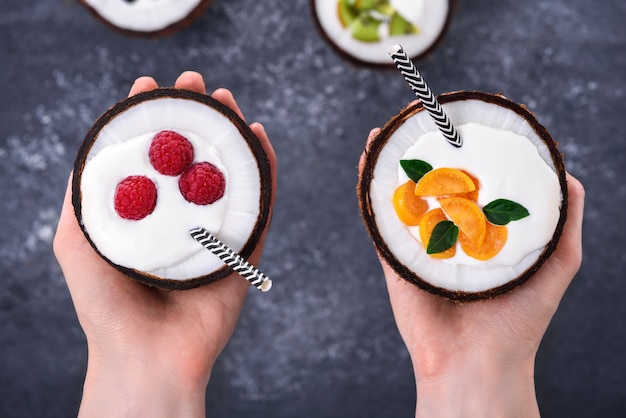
[
  {"xmin": 358, "ymin": 51, "xmax": 584, "ymax": 412},
  {"xmin": 359, "ymin": 122, "xmax": 584, "ymax": 415},
  {"xmin": 54, "ymin": 72, "xmax": 276, "ymax": 417}
]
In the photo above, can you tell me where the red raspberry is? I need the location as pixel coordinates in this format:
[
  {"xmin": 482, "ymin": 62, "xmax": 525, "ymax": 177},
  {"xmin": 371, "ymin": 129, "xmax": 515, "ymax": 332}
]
[
  {"xmin": 179, "ymin": 162, "xmax": 225, "ymax": 205},
  {"xmin": 114, "ymin": 175, "xmax": 158, "ymax": 220},
  {"xmin": 149, "ymin": 130, "xmax": 194, "ymax": 176}
]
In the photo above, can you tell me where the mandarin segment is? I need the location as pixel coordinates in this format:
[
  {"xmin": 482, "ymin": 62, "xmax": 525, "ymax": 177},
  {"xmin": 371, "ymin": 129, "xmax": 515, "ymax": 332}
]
[
  {"xmin": 415, "ymin": 167, "xmax": 476, "ymax": 197},
  {"xmin": 456, "ymin": 170, "xmax": 480, "ymax": 201},
  {"xmin": 393, "ymin": 180, "xmax": 428, "ymax": 226},
  {"xmin": 459, "ymin": 222, "xmax": 508, "ymax": 261},
  {"xmin": 438, "ymin": 197, "xmax": 486, "ymax": 247},
  {"xmin": 394, "ymin": 164, "xmax": 512, "ymax": 262},
  {"xmin": 419, "ymin": 208, "xmax": 456, "ymax": 259}
]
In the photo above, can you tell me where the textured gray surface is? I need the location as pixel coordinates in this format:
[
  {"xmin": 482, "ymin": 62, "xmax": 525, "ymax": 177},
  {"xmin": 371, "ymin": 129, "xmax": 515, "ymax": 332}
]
[{"xmin": 1, "ymin": 0, "xmax": 625, "ymax": 416}]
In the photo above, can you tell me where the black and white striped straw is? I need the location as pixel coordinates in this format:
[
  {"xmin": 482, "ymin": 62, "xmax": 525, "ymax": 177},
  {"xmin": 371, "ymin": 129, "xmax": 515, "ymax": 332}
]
[
  {"xmin": 190, "ymin": 227, "xmax": 272, "ymax": 292},
  {"xmin": 388, "ymin": 44, "xmax": 462, "ymax": 148}
]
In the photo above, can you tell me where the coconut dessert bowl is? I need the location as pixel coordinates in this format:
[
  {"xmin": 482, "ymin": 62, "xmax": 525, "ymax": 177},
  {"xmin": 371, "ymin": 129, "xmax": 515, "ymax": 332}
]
[
  {"xmin": 311, "ymin": 0, "xmax": 454, "ymax": 67},
  {"xmin": 72, "ymin": 88, "xmax": 272, "ymax": 290},
  {"xmin": 357, "ymin": 91, "xmax": 568, "ymax": 302},
  {"xmin": 79, "ymin": 0, "xmax": 213, "ymax": 38}
]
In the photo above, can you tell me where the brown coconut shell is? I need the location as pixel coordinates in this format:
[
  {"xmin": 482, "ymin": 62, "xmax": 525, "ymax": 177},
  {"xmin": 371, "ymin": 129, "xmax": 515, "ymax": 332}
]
[
  {"xmin": 78, "ymin": 0, "xmax": 213, "ymax": 38},
  {"xmin": 357, "ymin": 91, "xmax": 568, "ymax": 302},
  {"xmin": 310, "ymin": 0, "xmax": 457, "ymax": 68},
  {"xmin": 72, "ymin": 88, "xmax": 273, "ymax": 290}
]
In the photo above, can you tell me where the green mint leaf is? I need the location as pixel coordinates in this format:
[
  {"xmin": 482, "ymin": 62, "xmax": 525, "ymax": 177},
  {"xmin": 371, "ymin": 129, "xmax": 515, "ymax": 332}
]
[
  {"xmin": 400, "ymin": 159, "xmax": 432, "ymax": 183},
  {"xmin": 483, "ymin": 199, "xmax": 530, "ymax": 225},
  {"xmin": 427, "ymin": 221, "xmax": 458, "ymax": 254}
]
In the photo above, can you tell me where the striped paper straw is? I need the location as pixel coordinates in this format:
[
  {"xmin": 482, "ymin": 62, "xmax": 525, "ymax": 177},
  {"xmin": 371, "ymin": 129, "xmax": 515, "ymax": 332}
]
[
  {"xmin": 190, "ymin": 227, "xmax": 272, "ymax": 292},
  {"xmin": 388, "ymin": 44, "xmax": 462, "ymax": 148}
]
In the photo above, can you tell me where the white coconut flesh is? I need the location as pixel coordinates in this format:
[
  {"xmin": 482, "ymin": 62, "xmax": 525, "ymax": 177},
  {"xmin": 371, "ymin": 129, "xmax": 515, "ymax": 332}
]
[
  {"xmin": 368, "ymin": 99, "xmax": 563, "ymax": 294},
  {"xmin": 82, "ymin": 0, "xmax": 204, "ymax": 32},
  {"xmin": 79, "ymin": 96, "xmax": 262, "ymax": 281},
  {"xmin": 313, "ymin": 0, "xmax": 449, "ymax": 64}
]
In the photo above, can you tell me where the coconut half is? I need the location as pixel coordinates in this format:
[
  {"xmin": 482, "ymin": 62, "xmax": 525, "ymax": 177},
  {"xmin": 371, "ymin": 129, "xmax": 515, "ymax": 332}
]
[
  {"xmin": 72, "ymin": 88, "xmax": 272, "ymax": 290},
  {"xmin": 311, "ymin": 0, "xmax": 454, "ymax": 66},
  {"xmin": 357, "ymin": 91, "xmax": 567, "ymax": 302},
  {"xmin": 79, "ymin": 0, "xmax": 212, "ymax": 37}
]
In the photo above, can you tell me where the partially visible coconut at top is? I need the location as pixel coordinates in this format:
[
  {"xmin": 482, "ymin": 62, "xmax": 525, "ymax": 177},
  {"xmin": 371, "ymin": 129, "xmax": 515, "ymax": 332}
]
[
  {"xmin": 357, "ymin": 91, "xmax": 567, "ymax": 302},
  {"xmin": 73, "ymin": 88, "xmax": 272, "ymax": 290},
  {"xmin": 79, "ymin": 0, "xmax": 213, "ymax": 37},
  {"xmin": 311, "ymin": 0, "xmax": 454, "ymax": 66}
]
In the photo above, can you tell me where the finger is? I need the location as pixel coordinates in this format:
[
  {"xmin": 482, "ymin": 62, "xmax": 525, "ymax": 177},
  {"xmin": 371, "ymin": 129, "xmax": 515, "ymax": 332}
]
[
  {"xmin": 174, "ymin": 71, "xmax": 206, "ymax": 94},
  {"xmin": 556, "ymin": 173, "xmax": 585, "ymax": 272},
  {"xmin": 53, "ymin": 174, "xmax": 111, "ymax": 290},
  {"xmin": 247, "ymin": 122, "xmax": 276, "ymax": 265},
  {"xmin": 358, "ymin": 127, "xmax": 380, "ymax": 172},
  {"xmin": 528, "ymin": 172, "xmax": 585, "ymax": 304},
  {"xmin": 211, "ymin": 88, "xmax": 245, "ymax": 121},
  {"xmin": 250, "ymin": 122, "xmax": 276, "ymax": 179},
  {"xmin": 53, "ymin": 174, "xmax": 79, "ymax": 263},
  {"xmin": 250, "ymin": 122, "xmax": 277, "ymax": 206},
  {"xmin": 128, "ymin": 76, "xmax": 158, "ymax": 97},
  {"xmin": 53, "ymin": 173, "xmax": 98, "ymax": 264},
  {"xmin": 366, "ymin": 127, "xmax": 381, "ymax": 147}
]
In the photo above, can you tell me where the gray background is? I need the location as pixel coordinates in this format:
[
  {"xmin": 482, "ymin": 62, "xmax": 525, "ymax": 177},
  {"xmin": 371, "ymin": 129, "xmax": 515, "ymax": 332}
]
[{"xmin": 1, "ymin": 0, "xmax": 624, "ymax": 416}]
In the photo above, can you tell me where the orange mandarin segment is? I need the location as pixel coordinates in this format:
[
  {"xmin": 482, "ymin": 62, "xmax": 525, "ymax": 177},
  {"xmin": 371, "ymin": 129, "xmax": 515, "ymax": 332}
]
[
  {"xmin": 459, "ymin": 222, "xmax": 508, "ymax": 261},
  {"xmin": 414, "ymin": 167, "xmax": 476, "ymax": 197},
  {"xmin": 456, "ymin": 170, "xmax": 480, "ymax": 201},
  {"xmin": 438, "ymin": 197, "xmax": 486, "ymax": 247},
  {"xmin": 419, "ymin": 208, "xmax": 456, "ymax": 259},
  {"xmin": 393, "ymin": 180, "xmax": 428, "ymax": 226}
]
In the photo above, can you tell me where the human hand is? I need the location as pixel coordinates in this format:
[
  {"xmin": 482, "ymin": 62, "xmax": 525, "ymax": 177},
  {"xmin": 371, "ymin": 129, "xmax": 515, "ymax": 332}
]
[
  {"xmin": 54, "ymin": 71, "xmax": 276, "ymax": 418},
  {"xmin": 360, "ymin": 128, "xmax": 584, "ymax": 417}
]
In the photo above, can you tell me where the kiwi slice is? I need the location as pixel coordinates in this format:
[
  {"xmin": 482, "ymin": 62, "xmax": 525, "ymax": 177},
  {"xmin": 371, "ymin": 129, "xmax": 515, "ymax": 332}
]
[
  {"xmin": 338, "ymin": 0, "xmax": 358, "ymax": 27},
  {"xmin": 389, "ymin": 12, "xmax": 419, "ymax": 36},
  {"xmin": 73, "ymin": 88, "xmax": 272, "ymax": 290},
  {"xmin": 352, "ymin": 15, "xmax": 382, "ymax": 42}
]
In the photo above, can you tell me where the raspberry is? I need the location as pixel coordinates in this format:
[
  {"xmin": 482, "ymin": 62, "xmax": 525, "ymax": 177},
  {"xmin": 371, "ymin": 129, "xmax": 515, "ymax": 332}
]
[
  {"xmin": 149, "ymin": 130, "xmax": 194, "ymax": 176},
  {"xmin": 178, "ymin": 162, "xmax": 225, "ymax": 205},
  {"xmin": 114, "ymin": 175, "xmax": 158, "ymax": 220}
]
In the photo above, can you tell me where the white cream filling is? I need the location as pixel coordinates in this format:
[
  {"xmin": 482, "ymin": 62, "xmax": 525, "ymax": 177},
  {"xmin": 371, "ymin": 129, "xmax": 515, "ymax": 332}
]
[
  {"xmin": 369, "ymin": 100, "xmax": 562, "ymax": 293},
  {"xmin": 80, "ymin": 97, "xmax": 261, "ymax": 280},
  {"xmin": 314, "ymin": 0, "xmax": 448, "ymax": 64},
  {"xmin": 81, "ymin": 131, "xmax": 227, "ymax": 271},
  {"xmin": 83, "ymin": 0, "xmax": 203, "ymax": 32}
]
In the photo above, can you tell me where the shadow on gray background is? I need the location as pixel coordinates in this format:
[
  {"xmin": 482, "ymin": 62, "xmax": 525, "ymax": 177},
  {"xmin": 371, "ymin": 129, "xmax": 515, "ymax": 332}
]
[{"xmin": 1, "ymin": 0, "xmax": 624, "ymax": 416}]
